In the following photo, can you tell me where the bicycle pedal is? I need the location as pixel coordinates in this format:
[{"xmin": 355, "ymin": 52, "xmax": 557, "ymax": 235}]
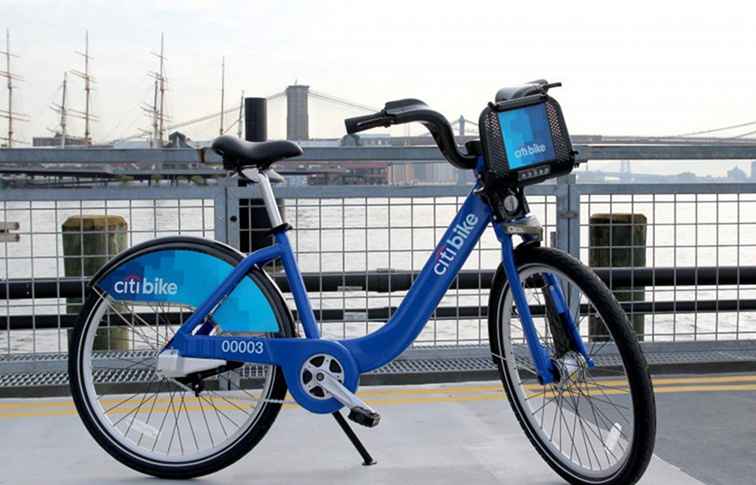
[{"xmin": 348, "ymin": 407, "xmax": 381, "ymax": 428}]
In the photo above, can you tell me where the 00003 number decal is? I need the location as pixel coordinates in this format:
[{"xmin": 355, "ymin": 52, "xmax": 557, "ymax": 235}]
[{"xmin": 221, "ymin": 339, "xmax": 264, "ymax": 354}]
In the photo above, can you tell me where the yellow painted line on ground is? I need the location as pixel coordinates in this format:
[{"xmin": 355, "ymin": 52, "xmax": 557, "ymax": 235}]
[
  {"xmin": 654, "ymin": 383, "xmax": 756, "ymax": 394},
  {"xmin": 3, "ymin": 373, "xmax": 756, "ymax": 412},
  {"xmin": 1, "ymin": 381, "xmax": 756, "ymax": 419},
  {"xmin": 651, "ymin": 374, "xmax": 756, "ymax": 386},
  {"xmin": 360, "ymin": 383, "xmax": 756, "ymax": 407},
  {"xmin": 358, "ymin": 373, "xmax": 756, "ymax": 397}
]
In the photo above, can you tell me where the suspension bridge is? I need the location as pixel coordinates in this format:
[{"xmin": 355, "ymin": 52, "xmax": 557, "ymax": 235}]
[{"xmin": 109, "ymin": 84, "xmax": 480, "ymax": 146}]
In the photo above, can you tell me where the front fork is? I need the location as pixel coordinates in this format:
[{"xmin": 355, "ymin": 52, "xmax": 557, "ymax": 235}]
[{"xmin": 495, "ymin": 225, "xmax": 594, "ymax": 385}]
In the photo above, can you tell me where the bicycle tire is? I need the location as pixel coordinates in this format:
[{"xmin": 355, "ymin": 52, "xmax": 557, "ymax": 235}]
[
  {"xmin": 488, "ymin": 245, "xmax": 656, "ymax": 485},
  {"xmin": 69, "ymin": 237, "xmax": 295, "ymax": 479}
]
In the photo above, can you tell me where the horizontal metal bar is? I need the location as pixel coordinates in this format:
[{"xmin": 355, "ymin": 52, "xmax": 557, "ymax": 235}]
[
  {"xmin": 594, "ymin": 266, "xmax": 756, "ymax": 287},
  {"xmin": 3, "ymin": 266, "xmax": 756, "ymax": 301},
  {"xmin": 0, "ymin": 277, "xmax": 88, "ymax": 299},
  {"xmin": 1, "ymin": 305, "xmax": 483, "ymax": 330},
  {"xmin": 0, "ymin": 185, "xmax": 222, "ymax": 202},
  {"xmin": 3, "ymin": 271, "xmax": 483, "ymax": 299},
  {"xmin": 0, "ymin": 148, "xmax": 220, "ymax": 164},
  {"xmin": 231, "ymin": 183, "xmax": 558, "ymax": 199},
  {"xmin": 2, "ymin": 181, "xmax": 755, "ymax": 204},
  {"xmin": 5, "ymin": 298, "xmax": 756, "ymax": 331},
  {"xmin": 0, "ymin": 183, "xmax": 556, "ymax": 202},
  {"xmin": 2, "ymin": 312, "xmax": 191, "ymax": 330},
  {"xmin": 2, "ymin": 181, "xmax": 756, "ymax": 204},
  {"xmin": 0, "ymin": 166, "xmax": 227, "ymax": 178},
  {"xmin": 576, "ymin": 144, "xmax": 756, "ymax": 160},
  {"xmin": 574, "ymin": 183, "xmax": 756, "ymax": 195},
  {"xmin": 2, "ymin": 143, "xmax": 756, "ymax": 166},
  {"xmin": 290, "ymin": 266, "xmax": 756, "ymax": 292}
]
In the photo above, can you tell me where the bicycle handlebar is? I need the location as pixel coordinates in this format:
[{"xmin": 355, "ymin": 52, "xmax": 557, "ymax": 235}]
[
  {"xmin": 344, "ymin": 99, "xmax": 478, "ymax": 170},
  {"xmin": 344, "ymin": 113, "xmax": 393, "ymax": 134}
]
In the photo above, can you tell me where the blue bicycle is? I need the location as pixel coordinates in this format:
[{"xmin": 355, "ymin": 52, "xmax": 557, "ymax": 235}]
[{"xmin": 69, "ymin": 81, "xmax": 656, "ymax": 484}]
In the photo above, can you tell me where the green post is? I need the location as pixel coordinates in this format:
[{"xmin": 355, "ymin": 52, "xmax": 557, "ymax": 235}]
[
  {"xmin": 589, "ymin": 213, "xmax": 646, "ymax": 341},
  {"xmin": 63, "ymin": 215, "xmax": 129, "ymax": 350}
]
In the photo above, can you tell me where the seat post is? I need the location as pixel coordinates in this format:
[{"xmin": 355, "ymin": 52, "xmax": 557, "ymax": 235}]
[{"xmin": 256, "ymin": 169, "xmax": 283, "ymax": 227}]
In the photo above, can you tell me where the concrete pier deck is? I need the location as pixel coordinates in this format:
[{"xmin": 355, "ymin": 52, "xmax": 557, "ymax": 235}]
[{"xmin": 2, "ymin": 374, "xmax": 754, "ymax": 484}]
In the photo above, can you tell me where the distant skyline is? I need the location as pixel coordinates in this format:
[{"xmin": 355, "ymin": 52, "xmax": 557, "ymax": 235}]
[{"xmin": 2, "ymin": 0, "xmax": 756, "ymax": 175}]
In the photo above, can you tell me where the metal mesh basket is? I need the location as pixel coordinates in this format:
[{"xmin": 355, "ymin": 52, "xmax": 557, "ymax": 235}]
[{"xmin": 479, "ymin": 95, "xmax": 574, "ymax": 185}]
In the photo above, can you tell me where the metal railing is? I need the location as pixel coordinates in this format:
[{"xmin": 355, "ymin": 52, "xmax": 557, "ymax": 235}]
[
  {"xmin": 3, "ymin": 169, "xmax": 756, "ymax": 362},
  {"xmin": 229, "ymin": 184, "xmax": 559, "ymax": 345},
  {"xmin": 0, "ymin": 186, "xmax": 222, "ymax": 355},
  {"xmin": 578, "ymin": 184, "xmax": 756, "ymax": 342}
]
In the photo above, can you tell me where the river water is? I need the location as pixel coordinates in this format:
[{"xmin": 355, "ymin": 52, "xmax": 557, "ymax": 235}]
[{"xmin": 3, "ymin": 192, "xmax": 756, "ymax": 354}]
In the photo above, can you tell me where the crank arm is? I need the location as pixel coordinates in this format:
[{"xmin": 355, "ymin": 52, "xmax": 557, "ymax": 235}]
[{"xmin": 319, "ymin": 373, "xmax": 381, "ymax": 427}]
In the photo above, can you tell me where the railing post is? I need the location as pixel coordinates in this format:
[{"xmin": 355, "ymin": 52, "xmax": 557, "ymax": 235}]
[
  {"xmin": 226, "ymin": 185, "xmax": 241, "ymax": 250},
  {"xmin": 554, "ymin": 175, "xmax": 581, "ymax": 317},
  {"xmin": 212, "ymin": 183, "xmax": 229, "ymax": 243},
  {"xmin": 555, "ymin": 174, "xmax": 579, "ymax": 258}
]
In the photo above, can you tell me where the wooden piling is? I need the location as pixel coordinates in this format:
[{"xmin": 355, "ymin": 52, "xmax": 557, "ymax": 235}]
[
  {"xmin": 588, "ymin": 213, "xmax": 647, "ymax": 340},
  {"xmin": 62, "ymin": 215, "xmax": 129, "ymax": 350}
]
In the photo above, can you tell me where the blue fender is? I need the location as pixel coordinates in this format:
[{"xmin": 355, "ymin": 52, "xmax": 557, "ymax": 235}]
[{"xmin": 89, "ymin": 236, "xmax": 289, "ymax": 334}]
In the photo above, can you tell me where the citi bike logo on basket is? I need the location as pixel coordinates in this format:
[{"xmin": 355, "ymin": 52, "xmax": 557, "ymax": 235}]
[
  {"xmin": 433, "ymin": 214, "xmax": 479, "ymax": 276},
  {"xmin": 113, "ymin": 274, "xmax": 179, "ymax": 296},
  {"xmin": 514, "ymin": 143, "xmax": 547, "ymax": 160}
]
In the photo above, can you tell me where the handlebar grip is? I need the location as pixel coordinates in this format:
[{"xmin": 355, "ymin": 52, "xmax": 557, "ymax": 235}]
[{"xmin": 344, "ymin": 113, "xmax": 392, "ymax": 134}]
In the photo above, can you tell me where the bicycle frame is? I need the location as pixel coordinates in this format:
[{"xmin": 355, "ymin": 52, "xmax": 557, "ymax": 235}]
[{"xmin": 168, "ymin": 170, "xmax": 590, "ymax": 411}]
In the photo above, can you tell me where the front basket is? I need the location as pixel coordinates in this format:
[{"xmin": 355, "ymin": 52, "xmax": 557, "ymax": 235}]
[{"xmin": 479, "ymin": 94, "xmax": 575, "ymax": 186}]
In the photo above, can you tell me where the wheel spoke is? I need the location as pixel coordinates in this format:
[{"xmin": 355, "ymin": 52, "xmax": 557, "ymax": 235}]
[
  {"xmin": 495, "ymin": 262, "xmax": 644, "ymax": 479},
  {"xmin": 75, "ymin": 279, "xmax": 286, "ymax": 467}
]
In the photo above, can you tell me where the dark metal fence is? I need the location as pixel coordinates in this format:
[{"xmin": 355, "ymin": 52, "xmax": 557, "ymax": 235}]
[{"xmin": 3, "ymin": 160, "xmax": 756, "ymax": 366}]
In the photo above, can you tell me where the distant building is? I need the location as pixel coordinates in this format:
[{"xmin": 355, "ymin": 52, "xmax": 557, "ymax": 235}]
[
  {"xmin": 112, "ymin": 140, "xmax": 151, "ymax": 149},
  {"xmin": 306, "ymin": 161, "xmax": 391, "ymax": 185},
  {"xmin": 727, "ymin": 165, "xmax": 748, "ymax": 181},
  {"xmin": 32, "ymin": 133, "xmax": 89, "ymax": 147},
  {"xmin": 353, "ymin": 133, "xmax": 393, "ymax": 146},
  {"xmin": 299, "ymin": 139, "xmax": 340, "ymax": 148},
  {"xmin": 337, "ymin": 133, "xmax": 460, "ymax": 184},
  {"xmin": 339, "ymin": 133, "xmax": 391, "ymax": 147},
  {"xmin": 165, "ymin": 131, "xmax": 193, "ymax": 148},
  {"xmin": 676, "ymin": 172, "xmax": 698, "ymax": 183}
]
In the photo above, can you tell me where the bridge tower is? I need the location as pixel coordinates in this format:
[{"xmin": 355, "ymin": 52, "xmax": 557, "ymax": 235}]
[{"xmin": 286, "ymin": 84, "xmax": 309, "ymax": 140}]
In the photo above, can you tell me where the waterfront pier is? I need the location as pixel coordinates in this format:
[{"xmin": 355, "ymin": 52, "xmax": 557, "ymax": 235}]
[{"xmin": 2, "ymin": 87, "xmax": 756, "ymax": 485}]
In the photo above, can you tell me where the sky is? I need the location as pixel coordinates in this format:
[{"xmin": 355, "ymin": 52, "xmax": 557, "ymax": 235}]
[{"xmin": 2, "ymin": 0, "xmax": 756, "ymax": 173}]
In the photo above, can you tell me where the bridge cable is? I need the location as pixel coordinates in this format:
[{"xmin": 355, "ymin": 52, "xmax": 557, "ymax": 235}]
[
  {"xmin": 677, "ymin": 120, "xmax": 756, "ymax": 137},
  {"xmin": 308, "ymin": 89, "xmax": 381, "ymax": 113}
]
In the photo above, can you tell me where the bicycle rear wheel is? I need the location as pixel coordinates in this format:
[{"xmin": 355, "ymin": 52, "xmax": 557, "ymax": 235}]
[
  {"xmin": 68, "ymin": 238, "xmax": 295, "ymax": 478},
  {"xmin": 488, "ymin": 246, "xmax": 655, "ymax": 485}
]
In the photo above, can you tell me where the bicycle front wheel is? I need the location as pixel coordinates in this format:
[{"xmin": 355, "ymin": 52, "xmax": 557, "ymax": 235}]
[
  {"xmin": 68, "ymin": 238, "xmax": 295, "ymax": 479},
  {"xmin": 488, "ymin": 246, "xmax": 655, "ymax": 485}
]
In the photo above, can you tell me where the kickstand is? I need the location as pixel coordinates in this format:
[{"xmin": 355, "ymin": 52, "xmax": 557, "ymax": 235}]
[{"xmin": 332, "ymin": 411, "xmax": 377, "ymax": 466}]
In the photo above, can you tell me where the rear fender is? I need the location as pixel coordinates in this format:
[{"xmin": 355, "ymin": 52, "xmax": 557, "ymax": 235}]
[{"xmin": 90, "ymin": 236, "xmax": 290, "ymax": 334}]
